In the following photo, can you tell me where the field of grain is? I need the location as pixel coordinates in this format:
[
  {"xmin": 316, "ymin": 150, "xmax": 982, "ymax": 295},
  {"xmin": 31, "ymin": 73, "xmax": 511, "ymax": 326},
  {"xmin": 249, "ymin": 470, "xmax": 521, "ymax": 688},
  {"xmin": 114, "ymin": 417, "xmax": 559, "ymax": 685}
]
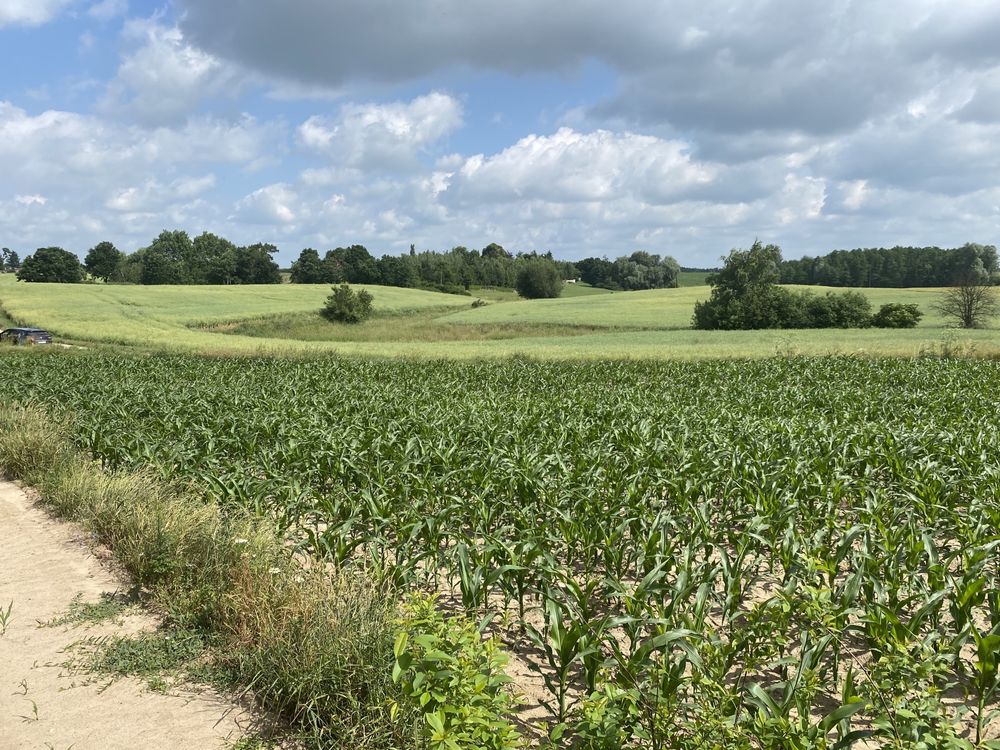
[
  {"xmin": 1, "ymin": 276, "xmax": 998, "ymax": 359},
  {"xmin": 2, "ymin": 349, "xmax": 1000, "ymax": 746}
]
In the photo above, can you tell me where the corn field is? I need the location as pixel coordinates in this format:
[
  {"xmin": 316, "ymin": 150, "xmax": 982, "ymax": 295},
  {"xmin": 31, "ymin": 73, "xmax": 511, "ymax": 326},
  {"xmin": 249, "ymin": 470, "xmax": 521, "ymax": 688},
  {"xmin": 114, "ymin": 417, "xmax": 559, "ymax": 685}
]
[{"xmin": 3, "ymin": 350, "xmax": 1000, "ymax": 748}]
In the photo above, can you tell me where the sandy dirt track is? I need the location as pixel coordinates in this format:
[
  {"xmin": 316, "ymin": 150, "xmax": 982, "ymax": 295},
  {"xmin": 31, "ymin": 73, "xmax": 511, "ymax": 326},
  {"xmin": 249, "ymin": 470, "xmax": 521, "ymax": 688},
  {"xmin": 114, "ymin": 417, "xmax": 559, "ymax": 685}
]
[{"xmin": 0, "ymin": 480, "xmax": 250, "ymax": 750}]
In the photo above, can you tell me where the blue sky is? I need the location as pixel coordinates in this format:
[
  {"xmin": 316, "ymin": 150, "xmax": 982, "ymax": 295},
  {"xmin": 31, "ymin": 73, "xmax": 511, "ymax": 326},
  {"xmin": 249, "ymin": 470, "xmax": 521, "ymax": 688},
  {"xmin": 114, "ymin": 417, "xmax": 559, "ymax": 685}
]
[{"xmin": 2, "ymin": 1, "xmax": 1000, "ymax": 266}]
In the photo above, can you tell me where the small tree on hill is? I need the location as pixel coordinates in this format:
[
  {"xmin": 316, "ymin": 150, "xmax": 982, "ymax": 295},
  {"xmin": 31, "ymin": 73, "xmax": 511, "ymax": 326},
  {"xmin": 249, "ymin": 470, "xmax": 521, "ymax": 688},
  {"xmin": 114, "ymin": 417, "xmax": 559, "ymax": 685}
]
[
  {"xmin": 515, "ymin": 259, "xmax": 563, "ymax": 299},
  {"xmin": 322, "ymin": 284, "xmax": 373, "ymax": 323},
  {"xmin": 933, "ymin": 274, "xmax": 1000, "ymax": 328}
]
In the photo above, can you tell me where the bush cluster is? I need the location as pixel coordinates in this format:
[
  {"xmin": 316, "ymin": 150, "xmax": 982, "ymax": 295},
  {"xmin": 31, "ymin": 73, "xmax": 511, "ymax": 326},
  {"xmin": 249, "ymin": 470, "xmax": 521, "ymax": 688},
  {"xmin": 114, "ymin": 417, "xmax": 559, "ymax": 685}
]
[
  {"xmin": 871, "ymin": 303, "xmax": 923, "ymax": 328},
  {"xmin": 322, "ymin": 283, "xmax": 374, "ymax": 323},
  {"xmin": 694, "ymin": 241, "xmax": 924, "ymax": 330}
]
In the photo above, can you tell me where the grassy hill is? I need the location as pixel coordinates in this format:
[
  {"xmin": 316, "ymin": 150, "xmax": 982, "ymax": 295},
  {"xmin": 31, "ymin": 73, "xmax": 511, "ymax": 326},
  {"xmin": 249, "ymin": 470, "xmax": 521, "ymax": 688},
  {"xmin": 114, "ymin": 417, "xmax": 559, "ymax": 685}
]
[{"xmin": 0, "ymin": 275, "xmax": 997, "ymax": 359}]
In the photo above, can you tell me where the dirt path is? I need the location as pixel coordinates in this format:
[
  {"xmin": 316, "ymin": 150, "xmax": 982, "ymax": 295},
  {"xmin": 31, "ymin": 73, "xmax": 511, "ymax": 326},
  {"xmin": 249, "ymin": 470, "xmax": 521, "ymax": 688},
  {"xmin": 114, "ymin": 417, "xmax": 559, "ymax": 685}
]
[{"xmin": 0, "ymin": 480, "xmax": 252, "ymax": 749}]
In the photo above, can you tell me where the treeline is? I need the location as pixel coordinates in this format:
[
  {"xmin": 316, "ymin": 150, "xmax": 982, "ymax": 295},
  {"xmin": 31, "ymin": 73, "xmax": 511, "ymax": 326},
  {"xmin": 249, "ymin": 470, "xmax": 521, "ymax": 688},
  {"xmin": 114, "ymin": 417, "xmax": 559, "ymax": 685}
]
[
  {"xmin": 288, "ymin": 243, "xmax": 577, "ymax": 295},
  {"xmin": 16, "ymin": 230, "xmax": 683, "ymax": 295},
  {"xmin": 779, "ymin": 243, "xmax": 999, "ymax": 287},
  {"xmin": 290, "ymin": 245, "xmax": 681, "ymax": 294},
  {"xmin": 16, "ymin": 231, "xmax": 282, "ymax": 285}
]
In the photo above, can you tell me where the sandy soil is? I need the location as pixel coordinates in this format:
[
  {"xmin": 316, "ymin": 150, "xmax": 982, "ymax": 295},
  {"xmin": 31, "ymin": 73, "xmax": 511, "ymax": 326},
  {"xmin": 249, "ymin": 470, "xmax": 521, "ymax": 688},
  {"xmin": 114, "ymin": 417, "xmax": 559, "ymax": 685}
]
[{"xmin": 0, "ymin": 480, "xmax": 252, "ymax": 750}]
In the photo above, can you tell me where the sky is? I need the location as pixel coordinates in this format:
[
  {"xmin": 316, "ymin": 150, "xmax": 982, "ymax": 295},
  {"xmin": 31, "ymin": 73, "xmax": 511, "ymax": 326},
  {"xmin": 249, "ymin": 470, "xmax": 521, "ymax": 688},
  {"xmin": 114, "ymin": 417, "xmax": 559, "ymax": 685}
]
[{"xmin": 1, "ymin": 1, "xmax": 1000, "ymax": 266}]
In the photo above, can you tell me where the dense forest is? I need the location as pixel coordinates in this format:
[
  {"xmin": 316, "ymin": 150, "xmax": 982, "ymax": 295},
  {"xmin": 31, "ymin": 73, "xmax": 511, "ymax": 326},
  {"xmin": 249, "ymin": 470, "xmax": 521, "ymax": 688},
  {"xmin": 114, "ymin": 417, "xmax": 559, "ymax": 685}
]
[{"xmin": 779, "ymin": 243, "xmax": 999, "ymax": 287}]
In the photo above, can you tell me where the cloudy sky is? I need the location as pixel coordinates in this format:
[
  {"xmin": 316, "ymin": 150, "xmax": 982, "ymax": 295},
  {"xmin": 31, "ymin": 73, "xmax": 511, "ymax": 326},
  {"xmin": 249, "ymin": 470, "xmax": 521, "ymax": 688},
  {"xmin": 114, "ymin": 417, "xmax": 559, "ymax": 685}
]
[{"xmin": 1, "ymin": 0, "xmax": 999, "ymax": 266}]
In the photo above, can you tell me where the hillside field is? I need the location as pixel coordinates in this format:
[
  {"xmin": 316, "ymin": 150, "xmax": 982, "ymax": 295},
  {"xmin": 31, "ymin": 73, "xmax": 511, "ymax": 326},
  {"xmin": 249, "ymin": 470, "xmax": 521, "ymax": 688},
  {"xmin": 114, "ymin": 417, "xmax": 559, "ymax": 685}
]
[{"xmin": 1, "ymin": 275, "xmax": 999, "ymax": 358}]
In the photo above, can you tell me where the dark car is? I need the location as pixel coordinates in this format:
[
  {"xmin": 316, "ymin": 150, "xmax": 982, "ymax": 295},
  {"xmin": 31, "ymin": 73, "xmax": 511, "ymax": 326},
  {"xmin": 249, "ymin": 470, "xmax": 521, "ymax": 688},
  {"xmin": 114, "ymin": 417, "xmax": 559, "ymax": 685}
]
[{"xmin": 0, "ymin": 327, "xmax": 53, "ymax": 345}]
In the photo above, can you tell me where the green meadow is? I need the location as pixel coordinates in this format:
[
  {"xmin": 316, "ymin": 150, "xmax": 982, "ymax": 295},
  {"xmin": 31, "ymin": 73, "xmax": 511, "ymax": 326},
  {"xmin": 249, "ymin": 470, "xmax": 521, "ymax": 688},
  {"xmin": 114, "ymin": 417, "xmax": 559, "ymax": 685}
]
[{"xmin": 0, "ymin": 274, "xmax": 998, "ymax": 359}]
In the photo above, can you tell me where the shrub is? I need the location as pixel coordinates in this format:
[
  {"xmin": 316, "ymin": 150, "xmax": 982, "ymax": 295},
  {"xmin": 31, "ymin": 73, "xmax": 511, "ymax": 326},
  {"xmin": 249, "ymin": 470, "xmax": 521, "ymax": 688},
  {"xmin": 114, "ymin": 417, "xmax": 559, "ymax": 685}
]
[
  {"xmin": 515, "ymin": 259, "xmax": 563, "ymax": 299},
  {"xmin": 322, "ymin": 283, "xmax": 374, "ymax": 323},
  {"xmin": 805, "ymin": 290, "xmax": 872, "ymax": 328},
  {"xmin": 872, "ymin": 303, "xmax": 923, "ymax": 328},
  {"xmin": 392, "ymin": 593, "xmax": 522, "ymax": 750}
]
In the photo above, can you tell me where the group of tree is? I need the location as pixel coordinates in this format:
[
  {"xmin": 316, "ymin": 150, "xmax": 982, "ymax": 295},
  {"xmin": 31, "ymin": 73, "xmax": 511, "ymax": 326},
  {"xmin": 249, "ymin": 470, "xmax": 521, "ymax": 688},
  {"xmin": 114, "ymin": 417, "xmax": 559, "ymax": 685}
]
[
  {"xmin": 290, "ymin": 243, "xmax": 579, "ymax": 299},
  {"xmin": 0, "ymin": 248, "xmax": 20, "ymax": 272},
  {"xmin": 694, "ymin": 241, "xmax": 926, "ymax": 330},
  {"xmin": 779, "ymin": 243, "xmax": 999, "ymax": 287},
  {"xmin": 16, "ymin": 231, "xmax": 282, "ymax": 285},
  {"xmin": 574, "ymin": 252, "xmax": 681, "ymax": 290}
]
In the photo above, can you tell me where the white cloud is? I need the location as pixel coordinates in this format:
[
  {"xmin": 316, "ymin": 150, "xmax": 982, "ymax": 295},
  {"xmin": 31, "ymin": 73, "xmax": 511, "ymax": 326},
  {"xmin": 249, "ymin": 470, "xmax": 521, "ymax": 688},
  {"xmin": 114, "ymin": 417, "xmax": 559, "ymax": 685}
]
[
  {"xmin": 775, "ymin": 176, "xmax": 827, "ymax": 225},
  {"xmin": 15, "ymin": 194, "xmax": 47, "ymax": 206},
  {"xmin": 88, "ymin": 0, "xmax": 127, "ymax": 20},
  {"xmin": 446, "ymin": 127, "xmax": 716, "ymax": 205},
  {"xmin": 0, "ymin": 100, "xmax": 282, "ymax": 252},
  {"xmin": 101, "ymin": 20, "xmax": 243, "ymax": 126},
  {"xmin": 0, "ymin": 0, "xmax": 73, "ymax": 27},
  {"xmin": 105, "ymin": 174, "xmax": 215, "ymax": 213},
  {"xmin": 841, "ymin": 180, "xmax": 868, "ymax": 210},
  {"xmin": 233, "ymin": 183, "xmax": 300, "ymax": 224},
  {"xmin": 298, "ymin": 92, "xmax": 463, "ymax": 169}
]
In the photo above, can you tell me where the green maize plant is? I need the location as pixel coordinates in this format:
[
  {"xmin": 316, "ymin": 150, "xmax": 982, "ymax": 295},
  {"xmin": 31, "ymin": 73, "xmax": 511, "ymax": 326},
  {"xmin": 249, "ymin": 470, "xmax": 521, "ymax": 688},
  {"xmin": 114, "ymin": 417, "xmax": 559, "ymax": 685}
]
[{"xmin": 5, "ymin": 350, "xmax": 1000, "ymax": 745}]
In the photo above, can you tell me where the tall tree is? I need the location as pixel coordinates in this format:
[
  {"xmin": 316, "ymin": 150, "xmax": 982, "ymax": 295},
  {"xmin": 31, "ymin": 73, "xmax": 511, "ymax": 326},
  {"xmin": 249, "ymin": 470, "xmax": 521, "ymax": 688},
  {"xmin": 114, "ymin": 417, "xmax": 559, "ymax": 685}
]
[
  {"xmin": 234, "ymin": 243, "xmax": 282, "ymax": 284},
  {"xmin": 16, "ymin": 247, "xmax": 84, "ymax": 283},
  {"xmin": 326, "ymin": 245, "xmax": 379, "ymax": 284},
  {"xmin": 195, "ymin": 232, "xmax": 239, "ymax": 284},
  {"xmin": 84, "ymin": 241, "xmax": 125, "ymax": 281},
  {"xmin": 290, "ymin": 248, "xmax": 330, "ymax": 283}
]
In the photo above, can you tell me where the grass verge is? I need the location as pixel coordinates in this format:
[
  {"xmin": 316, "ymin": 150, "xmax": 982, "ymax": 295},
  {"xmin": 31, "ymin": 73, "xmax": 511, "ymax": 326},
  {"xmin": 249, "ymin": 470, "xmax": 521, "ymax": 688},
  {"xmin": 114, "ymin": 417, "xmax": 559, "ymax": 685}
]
[{"xmin": 0, "ymin": 402, "xmax": 419, "ymax": 749}]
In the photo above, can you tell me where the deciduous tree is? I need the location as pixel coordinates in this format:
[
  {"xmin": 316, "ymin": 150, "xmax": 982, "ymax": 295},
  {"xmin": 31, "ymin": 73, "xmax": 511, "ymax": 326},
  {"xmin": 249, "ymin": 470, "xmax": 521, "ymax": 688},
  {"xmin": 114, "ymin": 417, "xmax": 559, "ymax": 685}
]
[
  {"xmin": 933, "ymin": 274, "xmax": 1000, "ymax": 328},
  {"xmin": 16, "ymin": 247, "xmax": 84, "ymax": 283}
]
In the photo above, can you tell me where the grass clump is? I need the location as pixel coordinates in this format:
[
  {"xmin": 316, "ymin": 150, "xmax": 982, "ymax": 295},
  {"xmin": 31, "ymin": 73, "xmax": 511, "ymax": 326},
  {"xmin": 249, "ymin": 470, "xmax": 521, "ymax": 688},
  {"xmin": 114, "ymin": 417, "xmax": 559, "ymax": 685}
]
[
  {"xmin": 43, "ymin": 591, "xmax": 137, "ymax": 627},
  {"xmin": 0, "ymin": 402, "xmax": 416, "ymax": 749},
  {"xmin": 84, "ymin": 630, "xmax": 207, "ymax": 679}
]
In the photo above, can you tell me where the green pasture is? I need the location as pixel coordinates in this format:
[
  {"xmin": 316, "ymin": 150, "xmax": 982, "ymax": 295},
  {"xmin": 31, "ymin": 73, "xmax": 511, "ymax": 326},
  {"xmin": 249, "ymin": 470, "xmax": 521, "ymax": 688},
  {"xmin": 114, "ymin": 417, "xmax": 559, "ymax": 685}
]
[
  {"xmin": 0, "ymin": 274, "xmax": 997, "ymax": 359},
  {"xmin": 677, "ymin": 269, "xmax": 712, "ymax": 286}
]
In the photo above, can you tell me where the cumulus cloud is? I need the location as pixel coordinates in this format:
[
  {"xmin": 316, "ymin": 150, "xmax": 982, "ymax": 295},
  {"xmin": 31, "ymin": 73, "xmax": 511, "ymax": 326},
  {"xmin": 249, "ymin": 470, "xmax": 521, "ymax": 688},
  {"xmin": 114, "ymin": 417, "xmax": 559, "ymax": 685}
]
[
  {"xmin": 106, "ymin": 174, "xmax": 216, "ymax": 213},
  {"xmin": 177, "ymin": 0, "xmax": 666, "ymax": 85},
  {"xmin": 445, "ymin": 127, "xmax": 716, "ymax": 205},
  {"xmin": 298, "ymin": 92, "xmax": 463, "ymax": 169},
  {"xmin": 101, "ymin": 20, "xmax": 243, "ymax": 126},
  {"xmin": 0, "ymin": 100, "xmax": 281, "ymax": 251},
  {"xmin": 233, "ymin": 183, "xmax": 301, "ymax": 224}
]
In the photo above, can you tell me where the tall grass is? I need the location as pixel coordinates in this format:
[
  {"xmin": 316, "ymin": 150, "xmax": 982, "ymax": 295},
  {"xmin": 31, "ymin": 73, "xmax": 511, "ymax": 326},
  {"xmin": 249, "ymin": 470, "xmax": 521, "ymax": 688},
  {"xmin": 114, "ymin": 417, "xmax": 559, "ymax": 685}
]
[{"xmin": 0, "ymin": 403, "xmax": 416, "ymax": 749}]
